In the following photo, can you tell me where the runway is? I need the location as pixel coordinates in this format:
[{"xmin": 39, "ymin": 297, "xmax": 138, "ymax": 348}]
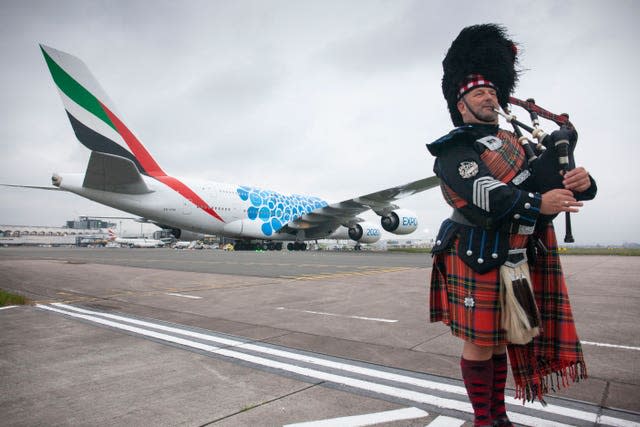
[{"xmin": 1, "ymin": 247, "xmax": 639, "ymax": 426}]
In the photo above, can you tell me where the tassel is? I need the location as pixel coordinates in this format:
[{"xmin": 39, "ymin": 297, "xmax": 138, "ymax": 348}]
[
  {"xmin": 500, "ymin": 264, "xmax": 541, "ymax": 345},
  {"xmin": 512, "ymin": 277, "xmax": 540, "ymax": 327}
]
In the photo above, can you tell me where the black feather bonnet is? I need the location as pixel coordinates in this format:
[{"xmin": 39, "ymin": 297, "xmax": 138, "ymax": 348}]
[{"xmin": 442, "ymin": 24, "xmax": 519, "ymax": 126}]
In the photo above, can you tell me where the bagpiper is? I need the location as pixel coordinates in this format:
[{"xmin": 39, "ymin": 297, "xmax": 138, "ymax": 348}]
[{"xmin": 426, "ymin": 23, "xmax": 597, "ymax": 426}]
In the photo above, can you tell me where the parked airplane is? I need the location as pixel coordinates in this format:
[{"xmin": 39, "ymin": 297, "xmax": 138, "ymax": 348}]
[
  {"xmin": 19, "ymin": 45, "xmax": 440, "ymax": 251},
  {"xmin": 107, "ymin": 229, "xmax": 164, "ymax": 248}
]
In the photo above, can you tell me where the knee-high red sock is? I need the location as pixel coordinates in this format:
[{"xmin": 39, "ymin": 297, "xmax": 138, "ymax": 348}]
[
  {"xmin": 461, "ymin": 357, "xmax": 494, "ymax": 427},
  {"xmin": 491, "ymin": 352, "xmax": 512, "ymax": 426}
]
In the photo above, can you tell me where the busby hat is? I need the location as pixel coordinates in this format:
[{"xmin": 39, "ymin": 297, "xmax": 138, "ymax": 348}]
[{"xmin": 442, "ymin": 24, "xmax": 519, "ymax": 126}]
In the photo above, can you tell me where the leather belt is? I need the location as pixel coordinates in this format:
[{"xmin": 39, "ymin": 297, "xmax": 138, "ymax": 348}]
[{"xmin": 450, "ymin": 209, "xmax": 473, "ymax": 226}]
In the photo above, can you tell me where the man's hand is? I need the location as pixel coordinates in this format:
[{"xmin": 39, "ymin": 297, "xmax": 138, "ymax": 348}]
[
  {"xmin": 541, "ymin": 188, "xmax": 583, "ymax": 215},
  {"xmin": 563, "ymin": 167, "xmax": 591, "ymax": 193}
]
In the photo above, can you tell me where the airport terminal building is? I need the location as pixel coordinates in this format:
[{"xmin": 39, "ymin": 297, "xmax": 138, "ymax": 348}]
[{"xmin": 0, "ymin": 218, "xmax": 114, "ymax": 247}]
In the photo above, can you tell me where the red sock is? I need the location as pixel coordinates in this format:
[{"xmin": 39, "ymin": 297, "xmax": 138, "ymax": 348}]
[
  {"xmin": 461, "ymin": 357, "xmax": 494, "ymax": 427},
  {"xmin": 491, "ymin": 353, "xmax": 512, "ymax": 426}
]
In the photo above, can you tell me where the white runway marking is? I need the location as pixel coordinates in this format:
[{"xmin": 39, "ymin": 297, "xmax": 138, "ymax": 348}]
[
  {"xmin": 426, "ymin": 415, "xmax": 465, "ymax": 427},
  {"xmin": 283, "ymin": 407, "xmax": 428, "ymax": 426},
  {"xmin": 36, "ymin": 303, "xmax": 640, "ymax": 427},
  {"xmin": 275, "ymin": 307, "xmax": 398, "ymax": 323},
  {"xmin": 582, "ymin": 340, "xmax": 640, "ymax": 351},
  {"xmin": 166, "ymin": 293, "xmax": 202, "ymax": 299},
  {"xmin": 0, "ymin": 305, "xmax": 19, "ymax": 310}
]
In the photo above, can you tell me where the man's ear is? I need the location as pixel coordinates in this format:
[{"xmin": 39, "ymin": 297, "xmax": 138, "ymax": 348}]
[{"xmin": 457, "ymin": 99, "xmax": 466, "ymax": 115}]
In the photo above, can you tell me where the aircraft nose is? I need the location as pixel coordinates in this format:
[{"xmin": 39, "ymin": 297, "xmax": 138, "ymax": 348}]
[{"xmin": 52, "ymin": 173, "xmax": 62, "ymax": 187}]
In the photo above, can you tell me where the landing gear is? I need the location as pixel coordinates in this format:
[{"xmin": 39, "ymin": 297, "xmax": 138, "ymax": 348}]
[
  {"xmin": 287, "ymin": 242, "xmax": 307, "ymax": 251},
  {"xmin": 233, "ymin": 241, "xmax": 284, "ymax": 251},
  {"xmin": 354, "ymin": 244, "xmax": 362, "ymax": 251}
]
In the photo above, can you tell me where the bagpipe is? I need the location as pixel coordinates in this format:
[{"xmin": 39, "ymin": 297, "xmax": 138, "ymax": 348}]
[{"xmin": 494, "ymin": 97, "xmax": 577, "ymax": 243}]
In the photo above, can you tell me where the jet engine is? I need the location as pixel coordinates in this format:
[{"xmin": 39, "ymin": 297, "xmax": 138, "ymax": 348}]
[
  {"xmin": 350, "ymin": 222, "xmax": 382, "ymax": 243},
  {"xmin": 329, "ymin": 222, "xmax": 382, "ymax": 244},
  {"xmin": 380, "ymin": 209, "xmax": 418, "ymax": 235}
]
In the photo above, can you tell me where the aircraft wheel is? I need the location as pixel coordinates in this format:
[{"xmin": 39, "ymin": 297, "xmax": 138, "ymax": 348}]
[
  {"xmin": 267, "ymin": 242, "xmax": 275, "ymax": 251},
  {"xmin": 287, "ymin": 242, "xmax": 294, "ymax": 251},
  {"xmin": 275, "ymin": 242, "xmax": 283, "ymax": 251}
]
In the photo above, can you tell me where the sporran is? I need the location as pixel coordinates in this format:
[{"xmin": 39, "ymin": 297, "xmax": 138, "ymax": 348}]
[{"xmin": 499, "ymin": 249, "xmax": 541, "ymax": 345}]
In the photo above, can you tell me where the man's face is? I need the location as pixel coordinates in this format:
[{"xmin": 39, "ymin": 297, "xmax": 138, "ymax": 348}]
[{"xmin": 457, "ymin": 87, "xmax": 499, "ymax": 124}]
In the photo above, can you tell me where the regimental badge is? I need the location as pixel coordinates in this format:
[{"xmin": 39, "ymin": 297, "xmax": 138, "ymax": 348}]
[
  {"xmin": 476, "ymin": 135, "xmax": 503, "ymax": 151},
  {"xmin": 464, "ymin": 296, "xmax": 475, "ymax": 308},
  {"xmin": 458, "ymin": 161, "xmax": 479, "ymax": 179}
]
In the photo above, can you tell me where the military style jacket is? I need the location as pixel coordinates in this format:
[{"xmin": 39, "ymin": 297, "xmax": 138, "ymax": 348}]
[{"xmin": 426, "ymin": 124, "xmax": 595, "ymax": 273}]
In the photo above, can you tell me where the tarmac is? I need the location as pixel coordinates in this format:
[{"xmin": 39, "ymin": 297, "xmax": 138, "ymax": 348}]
[{"xmin": 0, "ymin": 247, "xmax": 639, "ymax": 426}]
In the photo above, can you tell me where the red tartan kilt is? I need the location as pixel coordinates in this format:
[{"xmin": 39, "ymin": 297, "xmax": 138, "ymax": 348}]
[{"xmin": 430, "ymin": 237, "xmax": 507, "ymax": 346}]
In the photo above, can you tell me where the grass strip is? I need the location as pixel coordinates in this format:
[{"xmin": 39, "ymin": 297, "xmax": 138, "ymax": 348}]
[
  {"xmin": 0, "ymin": 289, "xmax": 29, "ymax": 306},
  {"xmin": 388, "ymin": 247, "xmax": 640, "ymax": 256}
]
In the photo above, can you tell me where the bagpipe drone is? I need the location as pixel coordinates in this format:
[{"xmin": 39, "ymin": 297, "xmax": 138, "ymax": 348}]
[{"xmin": 495, "ymin": 97, "xmax": 578, "ymax": 242}]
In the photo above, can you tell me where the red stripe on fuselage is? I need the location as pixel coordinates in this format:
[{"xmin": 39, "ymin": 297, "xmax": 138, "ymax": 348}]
[{"xmin": 100, "ymin": 102, "xmax": 225, "ymax": 223}]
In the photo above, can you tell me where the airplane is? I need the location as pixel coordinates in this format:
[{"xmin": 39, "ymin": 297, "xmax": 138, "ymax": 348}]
[
  {"xmin": 9, "ymin": 45, "xmax": 440, "ymax": 251},
  {"xmin": 107, "ymin": 229, "xmax": 165, "ymax": 248}
]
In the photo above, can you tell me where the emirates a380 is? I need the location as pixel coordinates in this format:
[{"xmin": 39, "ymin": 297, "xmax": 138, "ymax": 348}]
[{"xmin": 15, "ymin": 45, "xmax": 440, "ymax": 251}]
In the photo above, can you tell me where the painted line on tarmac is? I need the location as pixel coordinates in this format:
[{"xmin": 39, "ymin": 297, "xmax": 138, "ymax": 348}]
[
  {"xmin": 283, "ymin": 407, "xmax": 429, "ymax": 426},
  {"xmin": 35, "ymin": 303, "xmax": 640, "ymax": 427},
  {"xmin": 0, "ymin": 305, "xmax": 19, "ymax": 310},
  {"xmin": 165, "ymin": 292, "xmax": 202, "ymax": 299},
  {"xmin": 426, "ymin": 415, "xmax": 466, "ymax": 427},
  {"xmin": 275, "ymin": 307, "xmax": 398, "ymax": 323},
  {"xmin": 582, "ymin": 341, "xmax": 640, "ymax": 351}
]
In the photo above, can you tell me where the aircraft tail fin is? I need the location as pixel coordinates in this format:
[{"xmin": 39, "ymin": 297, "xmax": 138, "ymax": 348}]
[{"xmin": 40, "ymin": 44, "xmax": 165, "ymax": 177}]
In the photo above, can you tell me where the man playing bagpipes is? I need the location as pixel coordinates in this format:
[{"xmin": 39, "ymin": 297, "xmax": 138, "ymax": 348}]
[{"xmin": 426, "ymin": 24, "xmax": 597, "ymax": 426}]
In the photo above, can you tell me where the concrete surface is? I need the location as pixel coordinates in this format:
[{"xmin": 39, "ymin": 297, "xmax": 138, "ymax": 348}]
[{"xmin": 1, "ymin": 248, "xmax": 638, "ymax": 426}]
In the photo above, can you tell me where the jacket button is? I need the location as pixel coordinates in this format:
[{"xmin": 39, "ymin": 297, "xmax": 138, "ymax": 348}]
[
  {"xmin": 514, "ymin": 213, "xmax": 521, "ymax": 219},
  {"xmin": 466, "ymin": 250, "xmax": 472, "ymax": 256},
  {"xmin": 492, "ymin": 253, "xmax": 498, "ymax": 259},
  {"xmin": 524, "ymin": 202, "xmax": 531, "ymax": 209},
  {"xmin": 477, "ymin": 258, "xmax": 484, "ymax": 264},
  {"xmin": 436, "ymin": 240, "xmax": 441, "ymax": 245}
]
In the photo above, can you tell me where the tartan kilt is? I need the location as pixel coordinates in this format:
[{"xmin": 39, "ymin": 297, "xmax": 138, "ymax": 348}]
[
  {"xmin": 509, "ymin": 223, "xmax": 587, "ymax": 402},
  {"xmin": 429, "ymin": 224, "xmax": 587, "ymax": 402},
  {"xmin": 430, "ymin": 234, "xmax": 529, "ymax": 346}
]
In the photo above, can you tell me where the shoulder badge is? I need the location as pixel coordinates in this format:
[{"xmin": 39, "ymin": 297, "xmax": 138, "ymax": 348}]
[
  {"xmin": 458, "ymin": 160, "xmax": 479, "ymax": 179},
  {"xmin": 476, "ymin": 135, "xmax": 503, "ymax": 151}
]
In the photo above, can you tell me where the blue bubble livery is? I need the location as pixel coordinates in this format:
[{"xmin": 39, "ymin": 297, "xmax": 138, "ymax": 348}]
[{"xmin": 237, "ymin": 186, "xmax": 328, "ymax": 236}]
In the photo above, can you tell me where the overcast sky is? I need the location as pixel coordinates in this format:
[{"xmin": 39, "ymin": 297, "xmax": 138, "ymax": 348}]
[{"xmin": 0, "ymin": 0, "xmax": 637, "ymax": 244}]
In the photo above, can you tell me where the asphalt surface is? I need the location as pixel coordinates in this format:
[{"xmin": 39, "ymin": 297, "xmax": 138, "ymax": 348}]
[{"xmin": 1, "ymin": 247, "xmax": 639, "ymax": 426}]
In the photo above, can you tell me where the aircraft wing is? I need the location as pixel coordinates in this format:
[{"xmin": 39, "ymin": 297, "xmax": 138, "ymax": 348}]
[
  {"xmin": 1, "ymin": 184, "xmax": 60, "ymax": 191},
  {"xmin": 278, "ymin": 175, "xmax": 440, "ymax": 235}
]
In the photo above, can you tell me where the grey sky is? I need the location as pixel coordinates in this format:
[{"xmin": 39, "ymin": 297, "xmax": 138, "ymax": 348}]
[{"xmin": 0, "ymin": 0, "xmax": 637, "ymax": 244}]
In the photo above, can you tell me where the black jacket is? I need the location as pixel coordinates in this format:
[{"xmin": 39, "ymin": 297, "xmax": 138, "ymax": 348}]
[{"xmin": 426, "ymin": 124, "xmax": 596, "ymax": 273}]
